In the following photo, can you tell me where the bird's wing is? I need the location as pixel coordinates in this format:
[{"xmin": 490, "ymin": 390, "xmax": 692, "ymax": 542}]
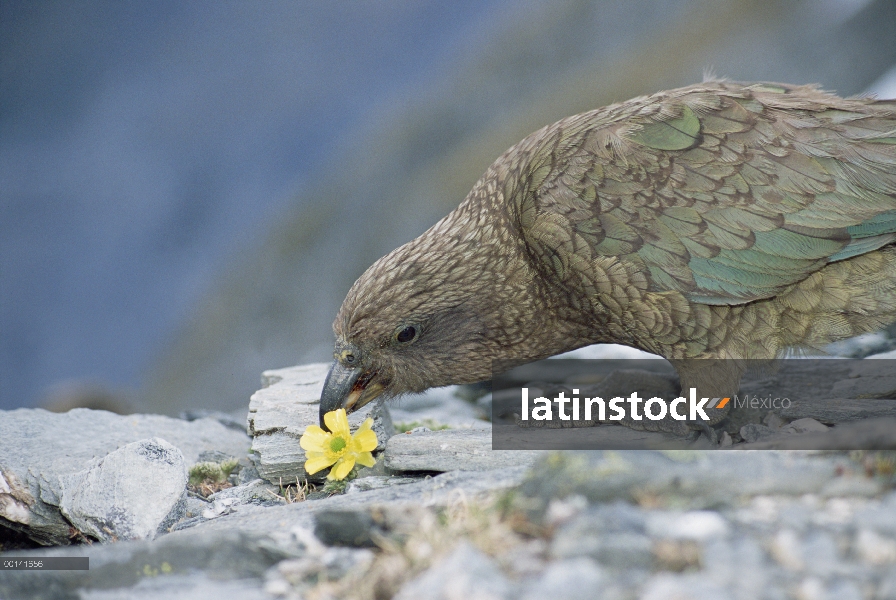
[{"xmin": 521, "ymin": 81, "xmax": 896, "ymax": 305}]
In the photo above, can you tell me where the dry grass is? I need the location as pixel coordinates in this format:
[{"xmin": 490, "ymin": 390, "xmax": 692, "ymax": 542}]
[
  {"xmin": 265, "ymin": 477, "xmax": 315, "ymax": 504},
  {"xmin": 850, "ymin": 450, "xmax": 896, "ymax": 481}
]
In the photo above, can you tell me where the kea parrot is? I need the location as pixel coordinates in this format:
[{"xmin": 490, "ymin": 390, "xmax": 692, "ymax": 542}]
[{"xmin": 319, "ymin": 80, "xmax": 896, "ymax": 440}]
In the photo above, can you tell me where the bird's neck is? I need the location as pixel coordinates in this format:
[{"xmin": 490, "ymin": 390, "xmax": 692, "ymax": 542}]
[{"xmin": 442, "ymin": 172, "xmax": 599, "ymax": 367}]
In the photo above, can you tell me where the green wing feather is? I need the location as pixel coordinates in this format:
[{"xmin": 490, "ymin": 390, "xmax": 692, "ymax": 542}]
[{"xmin": 523, "ymin": 81, "xmax": 896, "ymax": 305}]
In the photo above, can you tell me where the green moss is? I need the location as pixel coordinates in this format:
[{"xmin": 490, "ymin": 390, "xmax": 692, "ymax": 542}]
[
  {"xmin": 394, "ymin": 419, "xmax": 451, "ymax": 433},
  {"xmin": 188, "ymin": 458, "xmax": 239, "ymax": 486}
]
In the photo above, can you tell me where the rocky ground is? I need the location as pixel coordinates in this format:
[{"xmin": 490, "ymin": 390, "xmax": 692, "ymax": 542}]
[{"xmin": 2, "ymin": 341, "xmax": 896, "ymax": 599}]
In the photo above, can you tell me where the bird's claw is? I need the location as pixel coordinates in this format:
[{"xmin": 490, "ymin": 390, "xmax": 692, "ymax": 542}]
[{"xmin": 688, "ymin": 421, "xmax": 720, "ymax": 446}]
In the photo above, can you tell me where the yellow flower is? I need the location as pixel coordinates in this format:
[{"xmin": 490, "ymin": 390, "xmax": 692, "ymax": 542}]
[{"xmin": 299, "ymin": 409, "xmax": 378, "ymax": 481}]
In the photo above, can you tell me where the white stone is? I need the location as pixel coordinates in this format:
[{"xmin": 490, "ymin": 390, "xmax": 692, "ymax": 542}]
[
  {"xmin": 60, "ymin": 438, "xmax": 187, "ymax": 541},
  {"xmin": 769, "ymin": 529, "xmax": 805, "ymax": 571},
  {"xmin": 855, "ymin": 529, "xmax": 896, "ymax": 565},
  {"xmin": 646, "ymin": 510, "xmax": 730, "ymax": 541}
]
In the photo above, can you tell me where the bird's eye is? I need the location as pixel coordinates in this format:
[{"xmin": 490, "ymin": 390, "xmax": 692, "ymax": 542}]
[{"xmin": 395, "ymin": 325, "xmax": 417, "ymax": 344}]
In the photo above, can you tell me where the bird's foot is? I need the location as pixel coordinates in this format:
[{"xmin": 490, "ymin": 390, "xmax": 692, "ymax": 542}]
[{"xmin": 688, "ymin": 421, "xmax": 720, "ymax": 445}]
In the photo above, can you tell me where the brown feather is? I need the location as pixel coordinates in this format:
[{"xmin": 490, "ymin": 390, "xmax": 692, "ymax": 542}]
[{"xmin": 331, "ymin": 81, "xmax": 896, "ymax": 420}]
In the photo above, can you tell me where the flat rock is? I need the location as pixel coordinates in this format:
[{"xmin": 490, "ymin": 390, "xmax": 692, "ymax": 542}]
[
  {"xmin": 492, "ymin": 421, "xmax": 697, "ymax": 450},
  {"xmin": 778, "ymin": 399, "xmax": 896, "ymax": 423},
  {"xmin": 741, "ymin": 417, "xmax": 896, "ymax": 450},
  {"xmin": 735, "ymin": 359, "xmax": 896, "ymax": 423},
  {"xmin": 384, "ymin": 428, "xmax": 542, "ymax": 472},
  {"xmin": 389, "ymin": 384, "xmax": 491, "ymax": 430},
  {"xmin": 345, "ymin": 475, "xmax": 419, "ymax": 494},
  {"xmin": 0, "ymin": 408, "xmax": 250, "ymax": 546},
  {"xmin": 247, "ymin": 364, "xmax": 394, "ymax": 484},
  {"xmin": 830, "ymin": 361, "xmax": 896, "ymax": 399},
  {"xmin": 207, "ymin": 479, "xmax": 281, "ymax": 507},
  {"xmin": 0, "ymin": 527, "xmax": 296, "ymax": 600},
  {"xmin": 181, "ymin": 468, "xmax": 530, "ymax": 537},
  {"xmin": 60, "ymin": 438, "xmax": 188, "ymax": 542}
]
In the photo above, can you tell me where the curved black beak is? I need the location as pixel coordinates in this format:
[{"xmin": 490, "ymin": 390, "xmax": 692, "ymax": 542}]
[{"xmin": 319, "ymin": 361, "xmax": 363, "ymax": 429}]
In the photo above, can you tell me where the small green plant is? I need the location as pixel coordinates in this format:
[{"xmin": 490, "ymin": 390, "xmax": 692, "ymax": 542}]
[
  {"xmin": 188, "ymin": 458, "xmax": 239, "ymax": 486},
  {"xmin": 188, "ymin": 457, "xmax": 240, "ymax": 497},
  {"xmin": 322, "ymin": 478, "xmax": 349, "ymax": 495},
  {"xmin": 320, "ymin": 463, "xmax": 368, "ymax": 496}
]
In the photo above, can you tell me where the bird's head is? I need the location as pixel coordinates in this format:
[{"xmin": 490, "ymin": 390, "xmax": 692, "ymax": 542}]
[{"xmin": 318, "ymin": 189, "xmax": 554, "ymax": 428}]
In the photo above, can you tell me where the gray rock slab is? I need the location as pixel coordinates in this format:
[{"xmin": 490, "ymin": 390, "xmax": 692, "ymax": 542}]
[
  {"xmin": 345, "ymin": 475, "xmax": 420, "ymax": 494},
  {"xmin": 830, "ymin": 361, "xmax": 896, "ymax": 398},
  {"xmin": 247, "ymin": 363, "xmax": 394, "ymax": 484},
  {"xmin": 0, "ymin": 527, "xmax": 297, "ymax": 600},
  {"xmin": 740, "ymin": 417, "xmax": 896, "ymax": 450},
  {"xmin": 734, "ymin": 359, "xmax": 896, "ymax": 423},
  {"xmin": 389, "ymin": 383, "xmax": 491, "ymax": 430},
  {"xmin": 394, "ymin": 542, "xmax": 512, "ymax": 600},
  {"xmin": 207, "ymin": 479, "xmax": 282, "ymax": 507},
  {"xmin": 737, "ymin": 359, "xmax": 855, "ymax": 397},
  {"xmin": 182, "ymin": 468, "xmax": 530, "ymax": 537},
  {"xmin": 59, "ymin": 438, "xmax": 187, "ymax": 542},
  {"xmin": 384, "ymin": 428, "xmax": 542, "ymax": 472},
  {"xmin": 514, "ymin": 451, "xmax": 882, "ymax": 518},
  {"xmin": 0, "ymin": 408, "xmax": 250, "ymax": 546},
  {"xmin": 492, "ymin": 420, "xmax": 686, "ymax": 449},
  {"xmin": 779, "ymin": 399, "xmax": 896, "ymax": 423}
]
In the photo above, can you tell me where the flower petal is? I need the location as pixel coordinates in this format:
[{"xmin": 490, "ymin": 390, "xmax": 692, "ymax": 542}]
[
  {"xmin": 355, "ymin": 451, "xmax": 376, "ymax": 468},
  {"xmin": 299, "ymin": 426, "xmax": 331, "ymax": 452},
  {"xmin": 324, "ymin": 409, "xmax": 351, "ymax": 437},
  {"xmin": 328, "ymin": 457, "xmax": 355, "ymax": 481},
  {"xmin": 305, "ymin": 454, "xmax": 337, "ymax": 475},
  {"xmin": 352, "ymin": 429, "xmax": 378, "ymax": 453},
  {"xmin": 355, "ymin": 418, "xmax": 374, "ymax": 433}
]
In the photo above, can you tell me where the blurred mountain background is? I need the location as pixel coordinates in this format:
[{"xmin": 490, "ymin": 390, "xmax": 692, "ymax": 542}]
[{"xmin": 2, "ymin": 0, "xmax": 896, "ymax": 415}]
